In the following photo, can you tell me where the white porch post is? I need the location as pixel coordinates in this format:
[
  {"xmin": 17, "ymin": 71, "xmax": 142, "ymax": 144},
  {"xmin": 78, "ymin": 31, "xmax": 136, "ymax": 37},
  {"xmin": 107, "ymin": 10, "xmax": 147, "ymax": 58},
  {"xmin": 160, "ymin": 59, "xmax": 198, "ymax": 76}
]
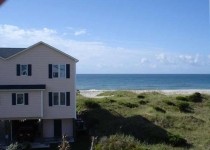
[{"xmin": 41, "ymin": 91, "xmax": 44, "ymax": 117}]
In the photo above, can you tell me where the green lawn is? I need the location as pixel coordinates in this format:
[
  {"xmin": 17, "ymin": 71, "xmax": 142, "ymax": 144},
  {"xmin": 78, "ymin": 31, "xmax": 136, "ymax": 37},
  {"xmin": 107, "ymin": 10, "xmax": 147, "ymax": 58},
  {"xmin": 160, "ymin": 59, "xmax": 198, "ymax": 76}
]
[{"xmin": 75, "ymin": 91, "xmax": 210, "ymax": 150}]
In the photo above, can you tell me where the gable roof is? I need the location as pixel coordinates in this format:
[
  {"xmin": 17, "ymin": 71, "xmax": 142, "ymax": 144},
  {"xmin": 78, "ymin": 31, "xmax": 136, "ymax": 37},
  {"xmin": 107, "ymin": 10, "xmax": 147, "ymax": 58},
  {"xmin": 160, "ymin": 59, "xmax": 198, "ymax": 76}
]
[
  {"xmin": 0, "ymin": 48, "xmax": 26, "ymax": 59},
  {"xmin": 0, "ymin": 41, "xmax": 79, "ymax": 62}
]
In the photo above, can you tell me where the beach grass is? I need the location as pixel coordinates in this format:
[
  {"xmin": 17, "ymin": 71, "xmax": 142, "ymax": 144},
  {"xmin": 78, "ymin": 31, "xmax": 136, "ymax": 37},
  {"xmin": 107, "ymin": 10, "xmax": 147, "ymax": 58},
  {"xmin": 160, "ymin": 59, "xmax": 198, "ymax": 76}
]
[{"xmin": 76, "ymin": 91, "xmax": 210, "ymax": 150}]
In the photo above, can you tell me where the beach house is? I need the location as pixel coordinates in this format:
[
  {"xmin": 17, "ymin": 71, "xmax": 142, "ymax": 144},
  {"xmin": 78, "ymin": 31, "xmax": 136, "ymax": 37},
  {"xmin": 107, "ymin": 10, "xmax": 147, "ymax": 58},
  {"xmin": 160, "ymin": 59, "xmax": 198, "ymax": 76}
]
[{"xmin": 0, "ymin": 41, "xmax": 78, "ymax": 142}]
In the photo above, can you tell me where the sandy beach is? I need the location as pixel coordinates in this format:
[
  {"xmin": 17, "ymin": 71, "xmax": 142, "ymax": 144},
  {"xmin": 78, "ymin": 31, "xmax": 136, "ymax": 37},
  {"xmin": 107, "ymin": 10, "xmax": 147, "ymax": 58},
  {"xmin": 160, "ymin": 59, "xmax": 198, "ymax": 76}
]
[{"xmin": 79, "ymin": 89, "xmax": 210, "ymax": 98}]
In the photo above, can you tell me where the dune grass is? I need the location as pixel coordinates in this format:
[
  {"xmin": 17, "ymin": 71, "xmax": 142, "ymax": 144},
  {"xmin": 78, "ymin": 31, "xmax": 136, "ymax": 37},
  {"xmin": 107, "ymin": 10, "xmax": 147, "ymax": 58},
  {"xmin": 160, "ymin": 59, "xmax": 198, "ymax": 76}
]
[{"xmin": 76, "ymin": 91, "xmax": 210, "ymax": 150}]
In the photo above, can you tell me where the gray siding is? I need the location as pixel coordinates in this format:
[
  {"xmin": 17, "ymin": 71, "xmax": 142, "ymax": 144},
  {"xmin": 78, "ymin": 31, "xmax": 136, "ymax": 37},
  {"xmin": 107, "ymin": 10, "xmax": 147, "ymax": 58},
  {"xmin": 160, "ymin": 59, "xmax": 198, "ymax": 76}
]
[
  {"xmin": 0, "ymin": 91, "xmax": 42, "ymax": 119},
  {"xmin": 0, "ymin": 43, "xmax": 77, "ymax": 119}
]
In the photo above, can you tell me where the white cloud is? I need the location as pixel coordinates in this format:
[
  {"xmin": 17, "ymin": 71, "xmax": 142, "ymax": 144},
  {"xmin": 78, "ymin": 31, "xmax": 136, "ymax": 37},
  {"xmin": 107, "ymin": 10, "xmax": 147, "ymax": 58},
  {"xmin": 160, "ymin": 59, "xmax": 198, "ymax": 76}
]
[
  {"xmin": 0, "ymin": 24, "xmax": 209, "ymax": 73},
  {"xmin": 140, "ymin": 58, "xmax": 148, "ymax": 64},
  {"xmin": 208, "ymin": 55, "xmax": 210, "ymax": 59},
  {"xmin": 178, "ymin": 54, "xmax": 199, "ymax": 65},
  {"xmin": 156, "ymin": 53, "xmax": 174, "ymax": 64},
  {"xmin": 74, "ymin": 29, "xmax": 87, "ymax": 36}
]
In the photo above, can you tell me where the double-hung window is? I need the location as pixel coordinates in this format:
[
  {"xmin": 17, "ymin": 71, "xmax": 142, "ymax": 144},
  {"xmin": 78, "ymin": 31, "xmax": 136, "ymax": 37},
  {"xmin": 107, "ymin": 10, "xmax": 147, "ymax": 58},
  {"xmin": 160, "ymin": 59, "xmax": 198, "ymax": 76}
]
[
  {"xmin": 52, "ymin": 64, "xmax": 66, "ymax": 78},
  {"xmin": 17, "ymin": 64, "xmax": 32, "ymax": 76},
  {"xmin": 53, "ymin": 92, "xmax": 66, "ymax": 105},
  {"xmin": 49, "ymin": 64, "xmax": 70, "ymax": 79},
  {"xmin": 53, "ymin": 92, "xmax": 59, "ymax": 105},
  {"xmin": 17, "ymin": 93, "xmax": 24, "ymax": 105},
  {"xmin": 49, "ymin": 92, "xmax": 70, "ymax": 106},
  {"xmin": 21, "ymin": 65, "xmax": 28, "ymax": 75},
  {"xmin": 12, "ymin": 93, "xmax": 29, "ymax": 105}
]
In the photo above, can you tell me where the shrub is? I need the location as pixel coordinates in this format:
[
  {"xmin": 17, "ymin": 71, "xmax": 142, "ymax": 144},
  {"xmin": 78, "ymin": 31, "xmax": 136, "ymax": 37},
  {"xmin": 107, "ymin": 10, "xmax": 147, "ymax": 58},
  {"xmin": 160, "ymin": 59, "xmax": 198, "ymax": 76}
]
[
  {"xmin": 153, "ymin": 106, "xmax": 166, "ymax": 113},
  {"xmin": 58, "ymin": 135, "xmax": 71, "ymax": 150},
  {"xmin": 176, "ymin": 93, "xmax": 202, "ymax": 103},
  {"xmin": 105, "ymin": 99, "xmax": 116, "ymax": 103},
  {"xmin": 94, "ymin": 134, "xmax": 145, "ymax": 150},
  {"xmin": 84, "ymin": 100, "xmax": 100, "ymax": 109},
  {"xmin": 6, "ymin": 142, "xmax": 31, "ymax": 150},
  {"xmin": 177, "ymin": 102, "xmax": 190, "ymax": 112},
  {"xmin": 176, "ymin": 96, "xmax": 188, "ymax": 101},
  {"xmin": 137, "ymin": 95, "xmax": 145, "ymax": 99},
  {"xmin": 119, "ymin": 102, "xmax": 138, "ymax": 108},
  {"xmin": 6, "ymin": 143, "xmax": 21, "ymax": 150},
  {"xmin": 188, "ymin": 92, "xmax": 202, "ymax": 102},
  {"xmin": 139, "ymin": 100, "xmax": 148, "ymax": 105},
  {"xmin": 167, "ymin": 133, "xmax": 187, "ymax": 147},
  {"xmin": 163, "ymin": 100, "xmax": 175, "ymax": 106}
]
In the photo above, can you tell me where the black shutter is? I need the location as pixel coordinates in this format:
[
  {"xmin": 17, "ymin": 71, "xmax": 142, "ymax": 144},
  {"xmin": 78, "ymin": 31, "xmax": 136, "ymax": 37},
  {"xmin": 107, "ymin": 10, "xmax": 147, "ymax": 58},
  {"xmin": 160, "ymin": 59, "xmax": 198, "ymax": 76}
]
[
  {"xmin": 24, "ymin": 93, "xmax": 28, "ymax": 105},
  {"xmin": 17, "ymin": 64, "xmax": 20, "ymax": 76},
  {"xmin": 66, "ymin": 64, "xmax": 70, "ymax": 78},
  {"xmin": 12, "ymin": 93, "xmax": 16, "ymax": 105},
  {"xmin": 28, "ymin": 64, "xmax": 32, "ymax": 76},
  {"xmin": 49, "ymin": 64, "xmax": 52, "ymax": 78},
  {"xmin": 66, "ymin": 92, "xmax": 70, "ymax": 106},
  {"xmin": 49, "ymin": 92, "xmax": 52, "ymax": 106}
]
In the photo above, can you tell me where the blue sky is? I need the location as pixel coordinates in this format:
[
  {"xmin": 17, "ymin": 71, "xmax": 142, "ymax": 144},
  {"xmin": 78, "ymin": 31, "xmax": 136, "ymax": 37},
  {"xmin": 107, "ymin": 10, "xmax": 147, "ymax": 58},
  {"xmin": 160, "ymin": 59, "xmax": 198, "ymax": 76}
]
[{"xmin": 0, "ymin": 0, "xmax": 209, "ymax": 73}]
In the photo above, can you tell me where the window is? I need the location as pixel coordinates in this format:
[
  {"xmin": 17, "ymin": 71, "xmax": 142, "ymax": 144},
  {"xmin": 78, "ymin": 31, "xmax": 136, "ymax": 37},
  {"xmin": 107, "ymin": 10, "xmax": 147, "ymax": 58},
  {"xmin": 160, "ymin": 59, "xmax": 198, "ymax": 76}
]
[
  {"xmin": 53, "ymin": 92, "xmax": 59, "ymax": 105},
  {"xmin": 49, "ymin": 92, "xmax": 70, "ymax": 106},
  {"xmin": 17, "ymin": 94, "xmax": 24, "ymax": 105},
  {"xmin": 12, "ymin": 93, "xmax": 28, "ymax": 105},
  {"xmin": 60, "ymin": 92, "xmax": 66, "ymax": 105},
  {"xmin": 60, "ymin": 65, "xmax": 66, "ymax": 78},
  {"xmin": 21, "ymin": 65, "xmax": 28, "ymax": 75},
  {"xmin": 52, "ymin": 64, "xmax": 66, "ymax": 78},
  {"xmin": 49, "ymin": 64, "xmax": 70, "ymax": 79},
  {"xmin": 17, "ymin": 64, "xmax": 32, "ymax": 76},
  {"xmin": 52, "ymin": 65, "xmax": 59, "ymax": 78}
]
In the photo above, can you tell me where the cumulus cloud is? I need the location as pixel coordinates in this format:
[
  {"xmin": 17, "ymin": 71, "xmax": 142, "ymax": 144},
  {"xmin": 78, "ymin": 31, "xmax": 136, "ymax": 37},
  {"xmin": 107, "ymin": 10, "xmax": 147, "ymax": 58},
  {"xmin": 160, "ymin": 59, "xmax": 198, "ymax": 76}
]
[
  {"xmin": 0, "ymin": 24, "xmax": 151, "ymax": 73},
  {"xmin": 0, "ymin": 24, "xmax": 208, "ymax": 73},
  {"xmin": 140, "ymin": 58, "xmax": 149, "ymax": 64},
  {"xmin": 178, "ymin": 54, "xmax": 199, "ymax": 65},
  {"xmin": 74, "ymin": 29, "xmax": 87, "ymax": 36},
  {"xmin": 156, "ymin": 53, "xmax": 174, "ymax": 64}
]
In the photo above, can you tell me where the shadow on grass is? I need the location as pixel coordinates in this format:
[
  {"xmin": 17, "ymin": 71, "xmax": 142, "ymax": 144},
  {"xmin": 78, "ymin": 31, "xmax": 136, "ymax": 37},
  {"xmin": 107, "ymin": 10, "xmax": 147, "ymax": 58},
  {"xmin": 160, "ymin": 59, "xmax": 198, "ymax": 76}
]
[{"xmin": 80, "ymin": 107, "xmax": 191, "ymax": 148}]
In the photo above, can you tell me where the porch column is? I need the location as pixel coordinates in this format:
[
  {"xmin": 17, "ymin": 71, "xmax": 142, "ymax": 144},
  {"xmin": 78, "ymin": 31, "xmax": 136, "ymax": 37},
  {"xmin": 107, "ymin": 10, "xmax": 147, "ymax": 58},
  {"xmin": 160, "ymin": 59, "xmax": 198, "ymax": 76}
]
[{"xmin": 41, "ymin": 91, "xmax": 43, "ymax": 117}]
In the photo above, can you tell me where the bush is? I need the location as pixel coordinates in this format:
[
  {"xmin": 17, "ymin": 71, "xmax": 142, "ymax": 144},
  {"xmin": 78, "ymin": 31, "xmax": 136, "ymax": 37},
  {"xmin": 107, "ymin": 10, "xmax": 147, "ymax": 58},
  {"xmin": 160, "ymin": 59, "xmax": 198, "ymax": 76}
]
[
  {"xmin": 84, "ymin": 100, "xmax": 100, "ymax": 109},
  {"xmin": 94, "ymin": 134, "xmax": 145, "ymax": 150},
  {"xmin": 137, "ymin": 95, "xmax": 145, "ymax": 99},
  {"xmin": 105, "ymin": 99, "xmax": 116, "ymax": 103},
  {"xmin": 188, "ymin": 92, "xmax": 202, "ymax": 102},
  {"xmin": 58, "ymin": 135, "xmax": 71, "ymax": 150},
  {"xmin": 139, "ymin": 100, "xmax": 148, "ymax": 105},
  {"xmin": 119, "ymin": 102, "xmax": 138, "ymax": 108},
  {"xmin": 163, "ymin": 100, "xmax": 175, "ymax": 106},
  {"xmin": 176, "ymin": 96, "xmax": 188, "ymax": 101},
  {"xmin": 6, "ymin": 142, "xmax": 31, "ymax": 150},
  {"xmin": 153, "ymin": 106, "xmax": 166, "ymax": 113},
  {"xmin": 167, "ymin": 133, "xmax": 187, "ymax": 147},
  {"xmin": 177, "ymin": 102, "xmax": 190, "ymax": 112},
  {"xmin": 176, "ymin": 93, "xmax": 202, "ymax": 103}
]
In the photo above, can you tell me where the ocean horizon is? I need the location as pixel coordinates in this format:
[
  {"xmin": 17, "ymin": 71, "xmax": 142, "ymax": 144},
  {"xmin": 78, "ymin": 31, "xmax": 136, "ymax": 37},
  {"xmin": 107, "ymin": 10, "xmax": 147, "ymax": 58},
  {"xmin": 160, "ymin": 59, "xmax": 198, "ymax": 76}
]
[{"xmin": 76, "ymin": 74, "xmax": 210, "ymax": 90}]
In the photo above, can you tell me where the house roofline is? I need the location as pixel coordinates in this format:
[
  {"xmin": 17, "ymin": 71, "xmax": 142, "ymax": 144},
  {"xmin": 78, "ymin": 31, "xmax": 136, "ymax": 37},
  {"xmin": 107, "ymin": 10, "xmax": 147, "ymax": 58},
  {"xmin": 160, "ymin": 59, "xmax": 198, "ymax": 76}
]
[{"xmin": 1, "ymin": 41, "xmax": 79, "ymax": 62}]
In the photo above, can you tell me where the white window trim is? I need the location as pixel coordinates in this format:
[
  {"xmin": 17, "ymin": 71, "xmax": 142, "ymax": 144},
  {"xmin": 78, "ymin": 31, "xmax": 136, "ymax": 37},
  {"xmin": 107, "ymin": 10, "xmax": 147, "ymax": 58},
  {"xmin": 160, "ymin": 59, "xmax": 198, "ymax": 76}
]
[
  {"xmin": 20, "ymin": 64, "xmax": 28, "ymax": 76},
  {"xmin": 52, "ymin": 64, "xmax": 66, "ymax": 78},
  {"xmin": 52, "ymin": 92, "xmax": 66, "ymax": 106},
  {"xmin": 16, "ymin": 93, "xmax": 24, "ymax": 105}
]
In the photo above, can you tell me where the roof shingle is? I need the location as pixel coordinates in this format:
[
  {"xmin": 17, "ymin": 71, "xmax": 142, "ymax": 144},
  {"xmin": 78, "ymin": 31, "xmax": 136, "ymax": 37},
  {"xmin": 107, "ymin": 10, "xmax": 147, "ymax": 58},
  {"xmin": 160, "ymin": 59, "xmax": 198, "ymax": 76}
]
[{"xmin": 0, "ymin": 48, "xmax": 26, "ymax": 59}]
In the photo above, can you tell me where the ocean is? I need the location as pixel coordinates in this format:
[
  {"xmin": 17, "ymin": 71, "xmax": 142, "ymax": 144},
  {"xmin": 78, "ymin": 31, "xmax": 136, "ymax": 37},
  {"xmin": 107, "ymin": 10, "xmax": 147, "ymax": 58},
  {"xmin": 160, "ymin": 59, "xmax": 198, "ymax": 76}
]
[{"xmin": 76, "ymin": 74, "xmax": 210, "ymax": 90}]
